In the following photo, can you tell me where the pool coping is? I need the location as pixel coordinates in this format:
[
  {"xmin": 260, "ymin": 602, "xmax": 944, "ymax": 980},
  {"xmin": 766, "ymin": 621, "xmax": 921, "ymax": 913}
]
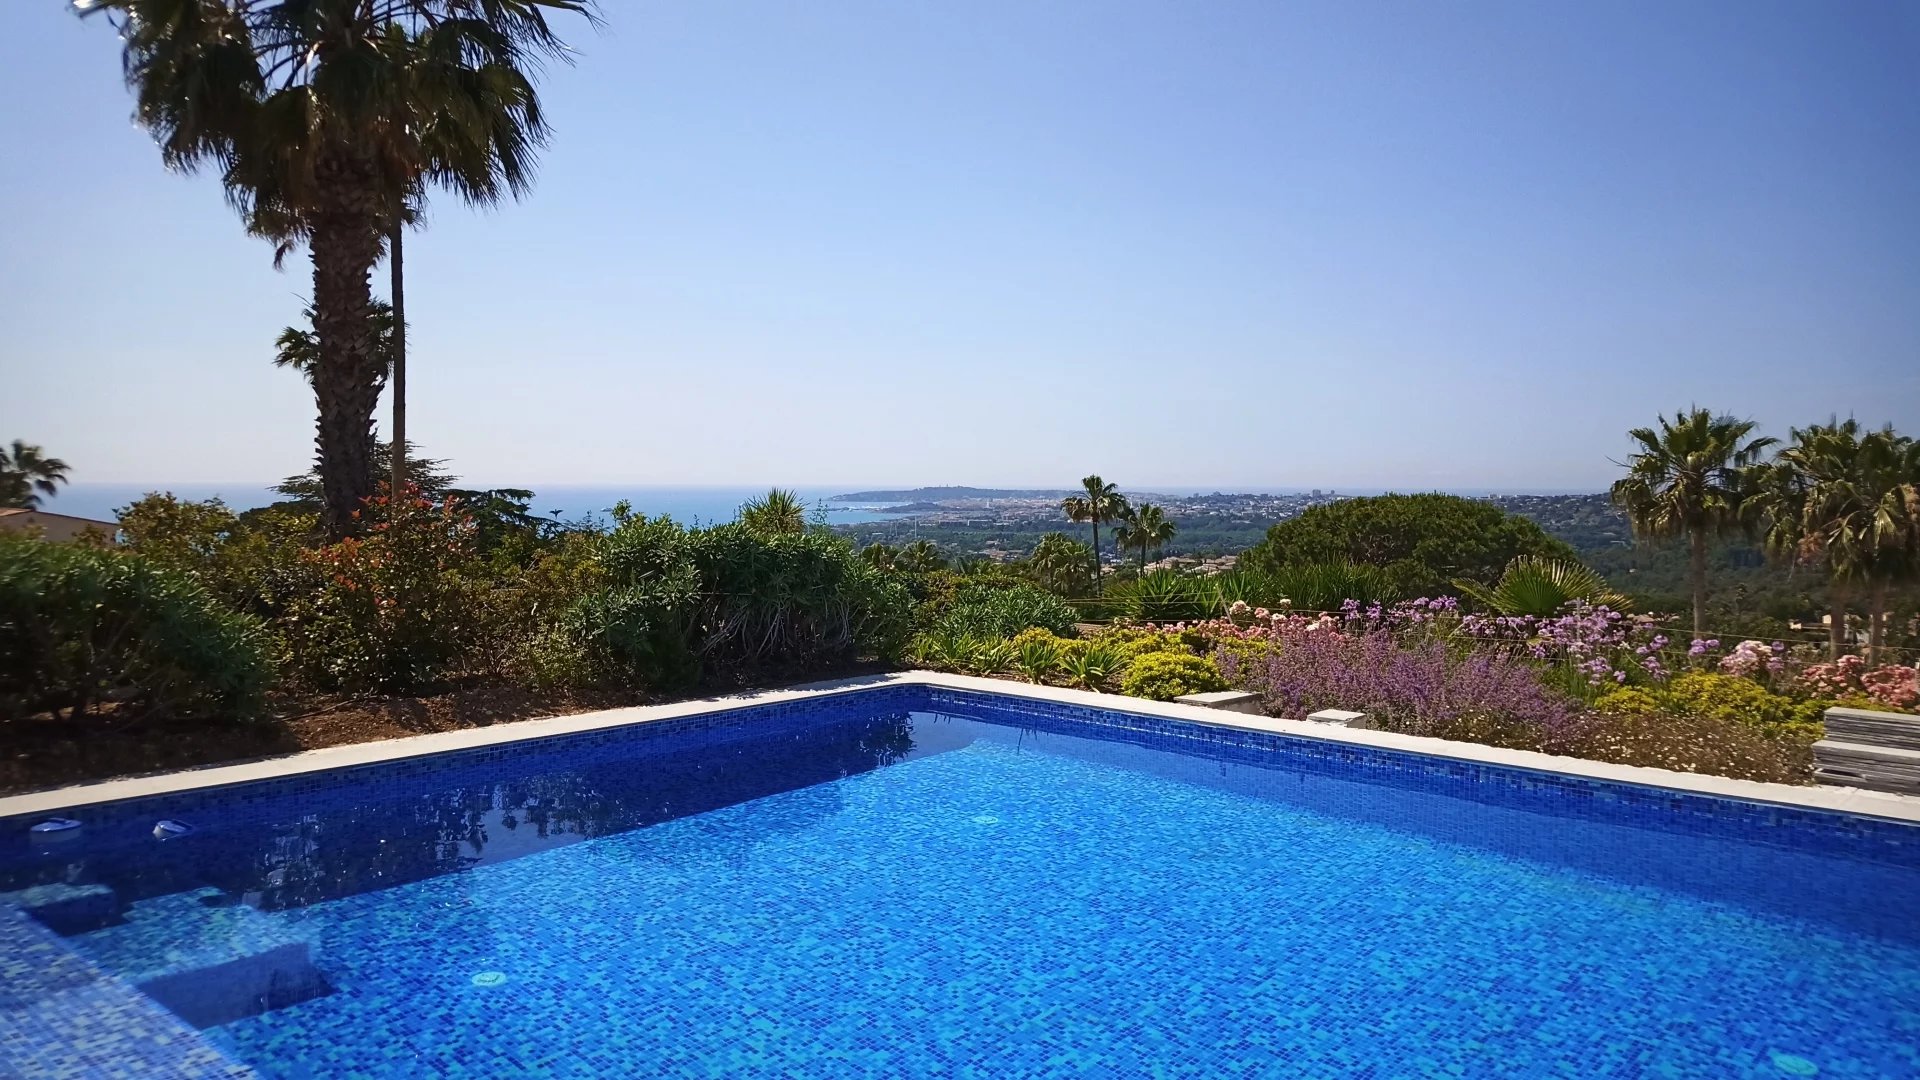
[{"xmin": 4, "ymin": 670, "xmax": 1919, "ymax": 828}]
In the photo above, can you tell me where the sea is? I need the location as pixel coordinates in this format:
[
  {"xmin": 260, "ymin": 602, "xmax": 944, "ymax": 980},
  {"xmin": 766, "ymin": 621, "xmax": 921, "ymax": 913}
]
[{"xmin": 45, "ymin": 484, "xmax": 905, "ymax": 529}]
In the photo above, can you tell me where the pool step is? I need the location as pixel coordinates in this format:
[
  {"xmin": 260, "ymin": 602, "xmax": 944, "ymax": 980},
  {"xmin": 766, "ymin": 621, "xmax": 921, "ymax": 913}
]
[
  {"xmin": 63, "ymin": 887, "xmax": 332, "ymax": 1028},
  {"xmin": 1814, "ymin": 706, "xmax": 1920, "ymax": 796},
  {"xmin": 0, "ymin": 905, "xmax": 258, "ymax": 1077},
  {"xmin": 0, "ymin": 882, "xmax": 119, "ymax": 934}
]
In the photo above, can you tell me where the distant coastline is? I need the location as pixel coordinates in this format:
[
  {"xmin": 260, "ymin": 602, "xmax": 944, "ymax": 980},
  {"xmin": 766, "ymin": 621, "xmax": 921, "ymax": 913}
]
[{"xmin": 832, "ymin": 487, "xmax": 1077, "ymax": 502}]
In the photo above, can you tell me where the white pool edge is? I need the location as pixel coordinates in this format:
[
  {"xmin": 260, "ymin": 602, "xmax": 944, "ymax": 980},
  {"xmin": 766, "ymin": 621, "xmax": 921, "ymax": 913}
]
[{"xmin": 4, "ymin": 670, "xmax": 1918, "ymax": 827}]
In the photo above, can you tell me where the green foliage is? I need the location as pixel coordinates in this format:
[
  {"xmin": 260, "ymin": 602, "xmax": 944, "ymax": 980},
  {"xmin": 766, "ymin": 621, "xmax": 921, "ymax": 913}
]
[
  {"xmin": 1119, "ymin": 650, "xmax": 1228, "ymax": 702},
  {"xmin": 273, "ymin": 441, "xmax": 459, "ymax": 505},
  {"xmin": 1455, "ymin": 556, "xmax": 1630, "ymax": 616},
  {"xmin": 929, "ymin": 582, "xmax": 1079, "ymax": 640},
  {"xmin": 116, "ymin": 494, "xmax": 328, "ymax": 625},
  {"xmin": 0, "ymin": 532, "xmax": 269, "ymax": 722},
  {"xmin": 1595, "ymin": 672, "xmax": 1829, "ymax": 741},
  {"xmin": 1260, "ymin": 561, "xmax": 1397, "ymax": 611},
  {"xmin": 536, "ymin": 514, "xmax": 701, "ymax": 690},
  {"xmin": 1241, "ymin": 494, "xmax": 1573, "ymax": 598}
]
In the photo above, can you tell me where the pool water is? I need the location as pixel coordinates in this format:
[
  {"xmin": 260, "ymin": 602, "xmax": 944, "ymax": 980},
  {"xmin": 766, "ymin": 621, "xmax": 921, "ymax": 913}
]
[{"xmin": 5, "ymin": 698, "xmax": 1920, "ymax": 1078}]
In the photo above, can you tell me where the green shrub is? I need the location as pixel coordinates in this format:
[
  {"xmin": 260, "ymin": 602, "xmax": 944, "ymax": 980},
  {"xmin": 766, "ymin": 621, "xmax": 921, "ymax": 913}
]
[
  {"xmin": 543, "ymin": 518, "xmax": 911, "ymax": 691},
  {"xmin": 1241, "ymin": 493, "xmax": 1574, "ymax": 598},
  {"xmin": 1596, "ymin": 672, "xmax": 1829, "ymax": 741},
  {"xmin": 930, "ymin": 582, "xmax": 1078, "ymax": 640},
  {"xmin": 0, "ymin": 533, "xmax": 269, "ymax": 721},
  {"xmin": 1086, "ymin": 624, "xmax": 1185, "ymax": 662},
  {"xmin": 692, "ymin": 524, "xmax": 912, "ymax": 670},
  {"xmin": 1120, "ymin": 650, "xmax": 1228, "ymax": 701}
]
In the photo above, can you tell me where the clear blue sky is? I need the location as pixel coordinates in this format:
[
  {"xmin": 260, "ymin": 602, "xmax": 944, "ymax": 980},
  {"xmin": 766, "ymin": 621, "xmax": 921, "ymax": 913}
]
[{"xmin": 2, "ymin": 1, "xmax": 1916, "ymax": 492}]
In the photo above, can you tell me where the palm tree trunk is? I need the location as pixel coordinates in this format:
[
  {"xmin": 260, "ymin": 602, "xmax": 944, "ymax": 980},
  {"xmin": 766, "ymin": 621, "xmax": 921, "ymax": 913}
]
[
  {"xmin": 309, "ymin": 151, "xmax": 387, "ymax": 540},
  {"xmin": 1867, "ymin": 579, "xmax": 1888, "ymax": 665},
  {"xmin": 1827, "ymin": 581, "xmax": 1849, "ymax": 659},
  {"xmin": 389, "ymin": 217, "xmax": 406, "ymax": 498},
  {"xmin": 1688, "ymin": 529, "xmax": 1708, "ymax": 638},
  {"xmin": 1090, "ymin": 521, "xmax": 1101, "ymax": 596}
]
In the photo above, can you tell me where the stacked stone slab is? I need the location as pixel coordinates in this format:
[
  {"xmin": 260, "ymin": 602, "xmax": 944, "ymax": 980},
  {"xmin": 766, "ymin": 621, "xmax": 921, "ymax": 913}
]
[{"xmin": 1814, "ymin": 706, "xmax": 1920, "ymax": 795}]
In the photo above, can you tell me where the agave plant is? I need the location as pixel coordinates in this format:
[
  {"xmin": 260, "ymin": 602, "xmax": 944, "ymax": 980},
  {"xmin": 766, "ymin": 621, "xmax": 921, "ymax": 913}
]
[
  {"xmin": 965, "ymin": 638, "xmax": 1017, "ymax": 677},
  {"xmin": 1114, "ymin": 570, "xmax": 1214, "ymax": 622},
  {"xmin": 1454, "ymin": 557, "xmax": 1631, "ymax": 617},
  {"xmin": 1012, "ymin": 636, "xmax": 1061, "ymax": 683},
  {"xmin": 910, "ymin": 629, "xmax": 974, "ymax": 673},
  {"xmin": 1059, "ymin": 641, "xmax": 1125, "ymax": 692}
]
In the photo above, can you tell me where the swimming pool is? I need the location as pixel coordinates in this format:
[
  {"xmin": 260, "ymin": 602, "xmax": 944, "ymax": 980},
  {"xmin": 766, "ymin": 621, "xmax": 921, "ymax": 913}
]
[{"xmin": 2, "ymin": 677, "xmax": 1917, "ymax": 1078}]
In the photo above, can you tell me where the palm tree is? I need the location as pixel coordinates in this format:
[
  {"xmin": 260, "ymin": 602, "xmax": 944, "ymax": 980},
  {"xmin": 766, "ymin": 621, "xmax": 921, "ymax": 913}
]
[
  {"xmin": 740, "ymin": 489, "xmax": 808, "ymax": 536},
  {"xmin": 895, "ymin": 540, "xmax": 947, "ymax": 574},
  {"xmin": 1028, "ymin": 532, "xmax": 1092, "ymax": 596},
  {"xmin": 0, "ymin": 441, "xmax": 71, "ymax": 509},
  {"xmin": 1760, "ymin": 421, "xmax": 1920, "ymax": 660},
  {"xmin": 1760, "ymin": 419, "xmax": 1866, "ymax": 657},
  {"xmin": 859, "ymin": 542, "xmax": 899, "ymax": 571},
  {"xmin": 82, "ymin": 0, "xmax": 593, "ymax": 538},
  {"xmin": 1114, "ymin": 502, "xmax": 1177, "ymax": 570},
  {"xmin": 1858, "ymin": 429, "xmax": 1920, "ymax": 660},
  {"xmin": 1610, "ymin": 408, "xmax": 1776, "ymax": 637},
  {"xmin": 1061, "ymin": 476, "xmax": 1129, "ymax": 595}
]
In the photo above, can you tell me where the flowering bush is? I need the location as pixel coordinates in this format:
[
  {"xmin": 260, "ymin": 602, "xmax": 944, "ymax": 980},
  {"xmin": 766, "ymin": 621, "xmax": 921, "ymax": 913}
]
[
  {"xmin": 1792, "ymin": 656, "xmax": 1919, "ymax": 712},
  {"xmin": 284, "ymin": 491, "xmax": 488, "ymax": 691},
  {"xmin": 1216, "ymin": 629, "xmax": 1581, "ymax": 743},
  {"xmin": 1718, "ymin": 639, "xmax": 1787, "ymax": 681}
]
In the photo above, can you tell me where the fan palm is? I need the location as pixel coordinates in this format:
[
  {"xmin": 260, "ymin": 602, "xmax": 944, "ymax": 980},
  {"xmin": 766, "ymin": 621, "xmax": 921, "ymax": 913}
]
[
  {"xmin": 1061, "ymin": 476, "xmax": 1128, "ymax": 595},
  {"xmin": 1455, "ymin": 557, "xmax": 1630, "ymax": 617},
  {"xmin": 1610, "ymin": 408, "xmax": 1776, "ymax": 637},
  {"xmin": 80, "ymin": 0, "xmax": 593, "ymax": 538},
  {"xmin": 0, "ymin": 441, "xmax": 72, "ymax": 509},
  {"xmin": 1114, "ymin": 502, "xmax": 1177, "ymax": 571}
]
